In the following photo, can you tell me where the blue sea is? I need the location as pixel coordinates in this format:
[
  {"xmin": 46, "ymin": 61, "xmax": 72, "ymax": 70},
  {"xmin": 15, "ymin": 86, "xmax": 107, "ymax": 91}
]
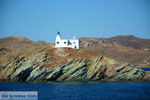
[
  {"xmin": 138, "ymin": 67, "xmax": 150, "ymax": 71},
  {"xmin": 0, "ymin": 82, "xmax": 150, "ymax": 100}
]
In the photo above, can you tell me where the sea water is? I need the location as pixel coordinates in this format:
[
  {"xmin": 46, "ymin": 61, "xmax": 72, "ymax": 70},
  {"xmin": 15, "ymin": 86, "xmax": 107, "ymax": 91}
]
[{"xmin": 0, "ymin": 82, "xmax": 150, "ymax": 100}]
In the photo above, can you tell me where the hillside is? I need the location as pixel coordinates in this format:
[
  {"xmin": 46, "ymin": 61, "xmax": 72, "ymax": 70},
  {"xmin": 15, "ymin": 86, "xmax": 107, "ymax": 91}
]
[
  {"xmin": 80, "ymin": 35, "xmax": 150, "ymax": 67},
  {"xmin": 0, "ymin": 36, "xmax": 149, "ymax": 81},
  {"xmin": 0, "ymin": 36, "xmax": 32, "ymax": 46},
  {"xmin": 80, "ymin": 35, "xmax": 150, "ymax": 50}
]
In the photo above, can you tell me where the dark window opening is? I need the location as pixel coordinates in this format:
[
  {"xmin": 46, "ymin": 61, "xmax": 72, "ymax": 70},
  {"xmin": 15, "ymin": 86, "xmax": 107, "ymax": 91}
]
[
  {"xmin": 64, "ymin": 42, "xmax": 66, "ymax": 44},
  {"xmin": 57, "ymin": 42, "xmax": 59, "ymax": 44}
]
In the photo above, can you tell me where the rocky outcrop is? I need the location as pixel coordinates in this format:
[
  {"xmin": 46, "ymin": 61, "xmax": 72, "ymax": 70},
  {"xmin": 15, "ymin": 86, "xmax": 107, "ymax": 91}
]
[
  {"xmin": 0, "ymin": 52, "xmax": 147, "ymax": 81},
  {"xmin": 0, "ymin": 36, "xmax": 149, "ymax": 82}
]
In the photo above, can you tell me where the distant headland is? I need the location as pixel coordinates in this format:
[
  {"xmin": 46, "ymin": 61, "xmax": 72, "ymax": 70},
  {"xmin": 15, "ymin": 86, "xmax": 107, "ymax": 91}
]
[{"xmin": 0, "ymin": 35, "xmax": 150, "ymax": 82}]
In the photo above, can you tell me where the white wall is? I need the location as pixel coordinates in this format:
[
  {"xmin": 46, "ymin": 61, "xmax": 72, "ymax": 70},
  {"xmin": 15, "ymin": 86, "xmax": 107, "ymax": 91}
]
[
  {"xmin": 69, "ymin": 39, "xmax": 80, "ymax": 49},
  {"xmin": 55, "ymin": 39, "xmax": 68, "ymax": 48}
]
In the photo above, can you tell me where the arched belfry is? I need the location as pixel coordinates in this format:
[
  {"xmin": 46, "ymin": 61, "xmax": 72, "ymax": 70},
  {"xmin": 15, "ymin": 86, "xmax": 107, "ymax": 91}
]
[{"xmin": 55, "ymin": 32, "xmax": 80, "ymax": 49}]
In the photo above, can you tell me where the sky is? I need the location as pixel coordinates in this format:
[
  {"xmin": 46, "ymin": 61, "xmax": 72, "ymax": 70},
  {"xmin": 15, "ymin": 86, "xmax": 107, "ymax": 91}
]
[{"xmin": 0, "ymin": 0, "xmax": 150, "ymax": 43}]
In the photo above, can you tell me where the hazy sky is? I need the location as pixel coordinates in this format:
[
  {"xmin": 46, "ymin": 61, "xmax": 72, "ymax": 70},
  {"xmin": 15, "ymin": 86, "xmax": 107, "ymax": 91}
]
[{"xmin": 0, "ymin": 0, "xmax": 149, "ymax": 43}]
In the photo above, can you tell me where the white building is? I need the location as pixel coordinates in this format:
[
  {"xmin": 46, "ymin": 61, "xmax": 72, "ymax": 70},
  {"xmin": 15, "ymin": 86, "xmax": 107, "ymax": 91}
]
[{"xmin": 55, "ymin": 32, "xmax": 80, "ymax": 49}]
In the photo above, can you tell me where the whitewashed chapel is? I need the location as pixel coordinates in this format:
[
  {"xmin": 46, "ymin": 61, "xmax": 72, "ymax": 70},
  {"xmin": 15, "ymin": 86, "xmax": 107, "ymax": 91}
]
[{"xmin": 55, "ymin": 32, "xmax": 80, "ymax": 49}]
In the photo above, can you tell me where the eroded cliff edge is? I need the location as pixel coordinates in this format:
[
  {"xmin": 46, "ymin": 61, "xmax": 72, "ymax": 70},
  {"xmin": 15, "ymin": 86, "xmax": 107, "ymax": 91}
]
[{"xmin": 0, "ymin": 48, "xmax": 149, "ymax": 82}]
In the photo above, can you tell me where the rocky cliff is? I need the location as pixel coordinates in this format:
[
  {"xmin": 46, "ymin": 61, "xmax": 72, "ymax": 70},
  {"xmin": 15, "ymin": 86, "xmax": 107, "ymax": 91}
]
[{"xmin": 0, "ymin": 36, "xmax": 149, "ymax": 82}]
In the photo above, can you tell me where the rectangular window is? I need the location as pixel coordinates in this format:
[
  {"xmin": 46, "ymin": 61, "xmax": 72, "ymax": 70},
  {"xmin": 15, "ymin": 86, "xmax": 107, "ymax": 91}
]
[
  {"xmin": 57, "ymin": 42, "xmax": 59, "ymax": 44},
  {"xmin": 64, "ymin": 42, "xmax": 66, "ymax": 44}
]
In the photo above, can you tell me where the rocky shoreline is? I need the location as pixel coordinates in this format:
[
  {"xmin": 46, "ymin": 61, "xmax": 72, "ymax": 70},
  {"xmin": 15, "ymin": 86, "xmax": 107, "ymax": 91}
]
[{"xmin": 0, "ymin": 56, "xmax": 149, "ymax": 82}]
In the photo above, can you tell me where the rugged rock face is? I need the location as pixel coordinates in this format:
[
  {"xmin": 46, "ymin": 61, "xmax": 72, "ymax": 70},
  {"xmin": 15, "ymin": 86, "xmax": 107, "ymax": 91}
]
[
  {"xmin": 0, "ymin": 36, "xmax": 149, "ymax": 82},
  {"xmin": 0, "ymin": 52, "xmax": 147, "ymax": 81}
]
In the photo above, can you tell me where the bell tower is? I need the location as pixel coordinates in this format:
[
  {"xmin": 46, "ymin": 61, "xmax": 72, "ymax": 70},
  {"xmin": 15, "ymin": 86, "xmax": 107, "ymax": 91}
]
[
  {"xmin": 56, "ymin": 31, "xmax": 61, "ymax": 40},
  {"xmin": 55, "ymin": 31, "xmax": 61, "ymax": 48}
]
